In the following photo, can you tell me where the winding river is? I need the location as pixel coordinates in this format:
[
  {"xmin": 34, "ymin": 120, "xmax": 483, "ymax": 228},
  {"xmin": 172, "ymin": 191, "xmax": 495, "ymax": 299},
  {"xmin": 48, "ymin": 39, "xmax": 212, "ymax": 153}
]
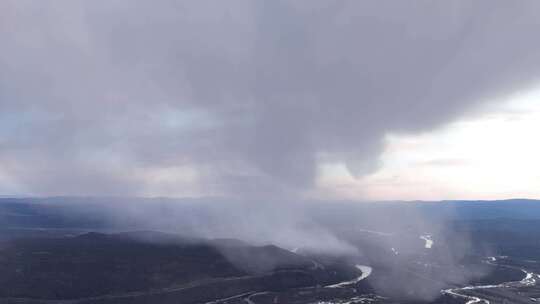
[
  {"xmin": 326, "ymin": 265, "xmax": 373, "ymax": 288},
  {"xmin": 442, "ymin": 256, "xmax": 540, "ymax": 304}
]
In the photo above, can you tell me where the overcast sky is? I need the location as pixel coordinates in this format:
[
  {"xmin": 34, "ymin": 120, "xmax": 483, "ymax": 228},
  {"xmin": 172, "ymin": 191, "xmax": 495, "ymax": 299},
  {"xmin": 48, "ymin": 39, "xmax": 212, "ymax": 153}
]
[{"xmin": 1, "ymin": 1, "xmax": 540, "ymax": 200}]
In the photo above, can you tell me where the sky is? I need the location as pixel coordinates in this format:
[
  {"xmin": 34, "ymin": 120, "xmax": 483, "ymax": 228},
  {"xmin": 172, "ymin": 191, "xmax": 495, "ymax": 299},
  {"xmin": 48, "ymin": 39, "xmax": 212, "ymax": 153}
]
[
  {"xmin": 316, "ymin": 94, "xmax": 540, "ymax": 201},
  {"xmin": 1, "ymin": 1, "xmax": 540, "ymax": 201}
]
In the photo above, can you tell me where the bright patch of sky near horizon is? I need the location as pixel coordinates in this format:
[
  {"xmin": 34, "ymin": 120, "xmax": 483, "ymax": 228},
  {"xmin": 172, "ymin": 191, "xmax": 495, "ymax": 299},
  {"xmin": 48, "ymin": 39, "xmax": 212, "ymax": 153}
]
[{"xmin": 316, "ymin": 90, "xmax": 540, "ymax": 201}]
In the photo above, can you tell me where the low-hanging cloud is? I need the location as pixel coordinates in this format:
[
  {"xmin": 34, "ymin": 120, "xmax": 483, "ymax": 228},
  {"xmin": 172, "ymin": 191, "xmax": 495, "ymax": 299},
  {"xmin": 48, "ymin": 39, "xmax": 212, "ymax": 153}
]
[{"xmin": 2, "ymin": 0, "xmax": 540, "ymax": 196}]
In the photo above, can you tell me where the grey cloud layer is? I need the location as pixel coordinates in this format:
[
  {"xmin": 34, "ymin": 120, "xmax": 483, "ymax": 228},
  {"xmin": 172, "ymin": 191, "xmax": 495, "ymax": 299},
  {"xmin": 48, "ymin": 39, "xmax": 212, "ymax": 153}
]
[{"xmin": 2, "ymin": 0, "xmax": 540, "ymax": 196}]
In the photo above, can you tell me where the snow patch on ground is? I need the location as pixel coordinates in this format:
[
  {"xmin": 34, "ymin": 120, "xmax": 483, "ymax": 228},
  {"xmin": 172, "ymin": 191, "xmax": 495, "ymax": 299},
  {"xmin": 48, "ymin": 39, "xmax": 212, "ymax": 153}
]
[{"xmin": 420, "ymin": 234, "xmax": 433, "ymax": 249}]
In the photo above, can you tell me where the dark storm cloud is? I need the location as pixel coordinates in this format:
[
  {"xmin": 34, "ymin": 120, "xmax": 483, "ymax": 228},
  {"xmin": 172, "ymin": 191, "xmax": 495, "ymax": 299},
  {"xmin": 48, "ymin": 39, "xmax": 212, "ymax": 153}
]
[{"xmin": 2, "ymin": 0, "xmax": 540, "ymax": 196}]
